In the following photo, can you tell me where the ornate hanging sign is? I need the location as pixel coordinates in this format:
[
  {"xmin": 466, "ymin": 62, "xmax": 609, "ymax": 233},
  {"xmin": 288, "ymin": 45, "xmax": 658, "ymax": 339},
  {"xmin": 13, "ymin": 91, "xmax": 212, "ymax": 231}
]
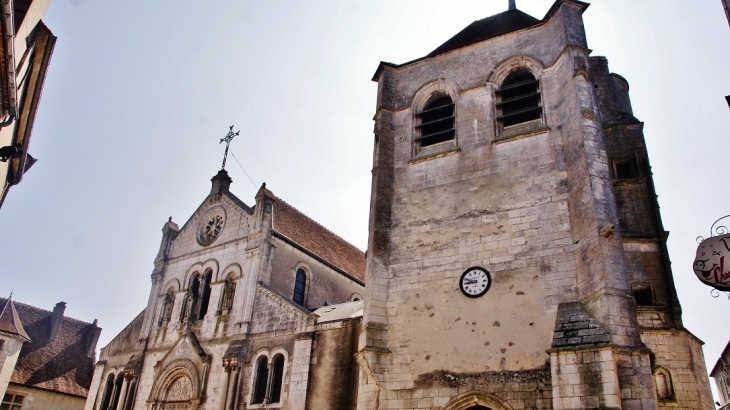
[{"xmin": 693, "ymin": 216, "xmax": 730, "ymax": 292}]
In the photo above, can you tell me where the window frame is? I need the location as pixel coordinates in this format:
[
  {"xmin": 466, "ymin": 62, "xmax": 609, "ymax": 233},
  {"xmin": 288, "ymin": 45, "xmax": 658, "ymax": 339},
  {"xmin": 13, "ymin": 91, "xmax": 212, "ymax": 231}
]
[
  {"xmin": 494, "ymin": 69, "xmax": 547, "ymax": 140},
  {"xmin": 414, "ymin": 95, "xmax": 456, "ymax": 150},
  {"xmin": 410, "ymin": 83, "xmax": 459, "ymax": 160},
  {"xmin": 248, "ymin": 349, "xmax": 289, "ymax": 408},
  {"xmin": 1, "ymin": 392, "xmax": 24, "ymax": 410},
  {"xmin": 292, "ymin": 268, "xmax": 308, "ymax": 307}
]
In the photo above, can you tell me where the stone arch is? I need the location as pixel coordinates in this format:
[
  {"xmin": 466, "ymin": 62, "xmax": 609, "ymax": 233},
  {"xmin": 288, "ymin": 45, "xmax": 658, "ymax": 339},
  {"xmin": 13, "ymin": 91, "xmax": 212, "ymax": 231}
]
[
  {"xmin": 149, "ymin": 359, "xmax": 201, "ymax": 404},
  {"xmin": 220, "ymin": 263, "xmax": 243, "ymax": 280},
  {"xmin": 486, "ymin": 54, "xmax": 545, "ymax": 87},
  {"xmin": 653, "ymin": 366, "xmax": 675, "ymax": 401},
  {"xmin": 440, "ymin": 391, "xmax": 514, "ymax": 410},
  {"xmin": 162, "ymin": 278, "xmax": 181, "ymax": 293},
  {"xmin": 410, "ymin": 78, "xmax": 459, "ymax": 113}
]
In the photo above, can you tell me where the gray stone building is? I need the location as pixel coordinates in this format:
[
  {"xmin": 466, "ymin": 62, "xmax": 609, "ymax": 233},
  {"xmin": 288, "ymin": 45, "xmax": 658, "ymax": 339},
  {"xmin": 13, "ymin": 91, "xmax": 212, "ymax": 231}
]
[{"xmin": 85, "ymin": 1, "xmax": 715, "ymax": 409}]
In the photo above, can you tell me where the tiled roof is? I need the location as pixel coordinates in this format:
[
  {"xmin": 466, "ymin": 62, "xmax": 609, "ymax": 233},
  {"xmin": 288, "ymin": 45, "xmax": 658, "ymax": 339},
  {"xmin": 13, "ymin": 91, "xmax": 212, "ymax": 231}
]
[
  {"xmin": 0, "ymin": 298, "xmax": 30, "ymax": 341},
  {"xmin": 1, "ymin": 298, "xmax": 98, "ymax": 398},
  {"xmin": 272, "ymin": 197, "xmax": 366, "ymax": 281},
  {"xmin": 427, "ymin": 9, "xmax": 540, "ymax": 58}
]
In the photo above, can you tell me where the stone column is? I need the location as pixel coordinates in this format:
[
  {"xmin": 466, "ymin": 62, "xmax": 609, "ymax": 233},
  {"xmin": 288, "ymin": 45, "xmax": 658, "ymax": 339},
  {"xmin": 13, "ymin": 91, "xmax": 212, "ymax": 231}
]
[
  {"xmin": 114, "ymin": 376, "xmax": 129, "ymax": 410},
  {"xmin": 123, "ymin": 378, "xmax": 137, "ymax": 410},
  {"xmin": 225, "ymin": 367, "xmax": 240, "ymax": 410},
  {"xmin": 218, "ymin": 365, "xmax": 230, "ymax": 410},
  {"xmin": 264, "ymin": 362, "xmax": 274, "ymax": 404}
]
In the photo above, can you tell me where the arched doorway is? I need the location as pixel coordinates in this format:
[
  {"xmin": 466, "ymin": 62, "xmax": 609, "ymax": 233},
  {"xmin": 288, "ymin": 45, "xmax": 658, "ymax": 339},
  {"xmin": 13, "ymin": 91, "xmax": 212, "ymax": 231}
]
[
  {"xmin": 440, "ymin": 391, "xmax": 512, "ymax": 410},
  {"xmin": 148, "ymin": 359, "xmax": 201, "ymax": 410},
  {"xmin": 160, "ymin": 375, "xmax": 193, "ymax": 408}
]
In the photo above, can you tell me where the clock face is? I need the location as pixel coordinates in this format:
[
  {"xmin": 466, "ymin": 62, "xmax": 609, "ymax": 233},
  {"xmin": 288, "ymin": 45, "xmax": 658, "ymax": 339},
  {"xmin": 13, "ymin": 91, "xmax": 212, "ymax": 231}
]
[{"xmin": 459, "ymin": 267, "xmax": 492, "ymax": 298}]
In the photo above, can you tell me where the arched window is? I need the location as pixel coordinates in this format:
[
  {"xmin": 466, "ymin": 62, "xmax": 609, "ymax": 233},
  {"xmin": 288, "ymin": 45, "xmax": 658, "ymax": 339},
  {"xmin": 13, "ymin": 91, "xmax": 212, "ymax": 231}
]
[
  {"xmin": 99, "ymin": 373, "xmax": 115, "ymax": 410},
  {"xmin": 293, "ymin": 269, "xmax": 307, "ymax": 306},
  {"xmin": 654, "ymin": 367, "xmax": 674, "ymax": 401},
  {"xmin": 497, "ymin": 71, "xmax": 542, "ymax": 128},
  {"xmin": 270, "ymin": 354, "xmax": 285, "ymax": 403},
  {"xmin": 271, "ymin": 354, "xmax": 284, "ymax": 403},
  {"xmin": 110, "ymin": 374, "xmax": 124, "ymax": 410},
  {"xmin": 415, "ymin": 95, "xmax": 455, "ymax": 148},
  {"xmin": 218, "ymin": 275, "xmax": 236, "ymax": 316},
  {"xmin": 198, "ymin": 270, "xmax": 212, "ymax": 319},
  {"xmin": 252, "ymin": 357, "xmax": 269, "ymax": 404},
  {"xmin": 159, "ymin": 288, "xmax": 175, "ymax": 325}
]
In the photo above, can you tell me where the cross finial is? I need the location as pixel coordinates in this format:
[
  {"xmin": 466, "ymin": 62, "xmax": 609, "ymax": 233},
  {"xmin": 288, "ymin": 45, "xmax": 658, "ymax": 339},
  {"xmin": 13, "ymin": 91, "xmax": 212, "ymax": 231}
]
[
  {"xmin": 219, "ymin": 125, "xmax": 240, "ymax": 170},
  {"xmin": 509, "ymin": 0, "xmax": 516, "ymax": 10}
]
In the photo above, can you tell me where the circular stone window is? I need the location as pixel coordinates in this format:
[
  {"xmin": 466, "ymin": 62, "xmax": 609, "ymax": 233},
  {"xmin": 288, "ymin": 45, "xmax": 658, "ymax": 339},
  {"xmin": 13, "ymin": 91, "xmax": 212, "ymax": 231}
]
[{"xmin": 197, "ymin": 208, "xmax": 225, "ymax": 246}]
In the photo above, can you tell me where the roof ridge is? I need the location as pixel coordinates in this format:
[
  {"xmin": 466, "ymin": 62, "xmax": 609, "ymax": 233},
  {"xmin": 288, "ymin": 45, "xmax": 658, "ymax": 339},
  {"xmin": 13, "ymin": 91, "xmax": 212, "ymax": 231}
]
[
  {"xmin": 273, "ymin": 195, "xmax": 364, "ymax": 253},
  {"xmin": 2, "ymin": 298, "xmax": 95, "ymax": 326}
]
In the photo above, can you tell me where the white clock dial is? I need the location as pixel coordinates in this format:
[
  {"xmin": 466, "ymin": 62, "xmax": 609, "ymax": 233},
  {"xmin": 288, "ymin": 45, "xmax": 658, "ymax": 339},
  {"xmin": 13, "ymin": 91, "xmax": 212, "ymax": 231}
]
[{"xmin": 459, "ymin": 267, "xmax": 492, "ymax": 298}]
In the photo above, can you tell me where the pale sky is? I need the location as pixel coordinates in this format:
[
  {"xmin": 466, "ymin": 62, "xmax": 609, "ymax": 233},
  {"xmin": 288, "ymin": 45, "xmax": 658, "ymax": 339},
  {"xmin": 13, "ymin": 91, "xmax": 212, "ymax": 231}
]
[{"xmin": 1, "ymin": 0, "xmax": 729, "ymax": 402}]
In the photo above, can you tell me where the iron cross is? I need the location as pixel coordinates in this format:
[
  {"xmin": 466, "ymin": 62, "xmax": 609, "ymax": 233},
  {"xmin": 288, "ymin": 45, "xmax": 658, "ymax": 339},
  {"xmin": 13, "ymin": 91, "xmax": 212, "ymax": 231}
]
[{"xmin": 220, "ymin": 125, "xmax": 240, "ymax": 170}]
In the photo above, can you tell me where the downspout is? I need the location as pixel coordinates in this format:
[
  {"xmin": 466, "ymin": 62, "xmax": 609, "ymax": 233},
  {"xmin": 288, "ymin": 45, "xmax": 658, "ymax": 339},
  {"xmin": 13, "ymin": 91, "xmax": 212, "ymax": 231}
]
[{"xmin": 0, "ymin": 0, "xmax": 16, "ymax": 128}]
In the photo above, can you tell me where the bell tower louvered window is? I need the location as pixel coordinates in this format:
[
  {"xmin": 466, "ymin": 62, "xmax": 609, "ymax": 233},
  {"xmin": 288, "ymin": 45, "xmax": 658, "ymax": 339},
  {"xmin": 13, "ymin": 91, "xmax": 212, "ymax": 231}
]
[
  {"xmin": 497, "ymin": 71, "xmax": 542, "ymax": 128},
  {"xmin": 415, "ymin": 96, "xmax": 455, "ymax": 148}
]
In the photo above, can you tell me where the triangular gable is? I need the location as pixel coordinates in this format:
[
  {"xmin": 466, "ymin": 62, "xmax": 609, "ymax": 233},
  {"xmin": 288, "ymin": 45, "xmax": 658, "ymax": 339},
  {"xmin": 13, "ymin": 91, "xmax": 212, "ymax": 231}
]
[
  {"xmin": 155, "ymin": 330, "xmax": 210, "ymax": 371},
  {"xmin": 250, "ymin": 281, "xmax": 313, "ymax": 335},
  {"xmin": 169, "ymin": 189, "xmax": 254, "ymax": 259}
]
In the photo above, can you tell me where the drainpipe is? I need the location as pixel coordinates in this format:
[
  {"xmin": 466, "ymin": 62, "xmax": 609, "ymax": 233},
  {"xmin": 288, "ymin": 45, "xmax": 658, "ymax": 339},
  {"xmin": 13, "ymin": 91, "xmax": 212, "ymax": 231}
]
[{"xmin": 0, "ymin": 0, "xmax": 16, "ymax": 128}]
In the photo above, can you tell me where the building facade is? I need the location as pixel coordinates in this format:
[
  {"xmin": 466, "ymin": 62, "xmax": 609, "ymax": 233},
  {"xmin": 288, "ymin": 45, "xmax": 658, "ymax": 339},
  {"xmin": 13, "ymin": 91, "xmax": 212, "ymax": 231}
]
[
  {"xmin": 86, "ymin": 1, "xmax": 714, "ymax": 409},
  {"xmin": 710, "ymin": 341, "xmax": 730, "ymax": 410},
  {"xmin": 0, "ymin": 298, "xmax": 101, "ymax": 410},
  {"xmin": 0, "ymin": 0, "xmax": 56, "ymax": 208}
]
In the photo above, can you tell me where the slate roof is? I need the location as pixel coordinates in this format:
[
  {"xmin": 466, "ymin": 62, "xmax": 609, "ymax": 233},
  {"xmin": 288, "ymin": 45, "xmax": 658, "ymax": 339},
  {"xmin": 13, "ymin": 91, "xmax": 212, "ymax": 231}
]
[
  {"xmin": 1, "ymin": 298, "xmax": 99, "ymax": 398},
  {"xmin": 272, "ymin": 197, "xmax": 366, "ymax": 282},
  {"xmin": 0, "ymin": 298, "xmax": 30, "ymax": 341},
  {"xmin": 426, "ymin": 9, "xmax": 540, "ymax": 58},
  {"xmin": 372, "ymin": 0, "xmax": 590, "ymax": 80}
]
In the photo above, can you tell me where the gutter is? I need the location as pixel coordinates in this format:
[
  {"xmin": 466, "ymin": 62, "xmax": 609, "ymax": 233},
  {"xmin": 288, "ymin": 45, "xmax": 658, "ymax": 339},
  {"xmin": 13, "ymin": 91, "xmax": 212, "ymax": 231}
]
[{"xmin": 0, "ymin": 0, "xmax": 16, "ymax": 126}]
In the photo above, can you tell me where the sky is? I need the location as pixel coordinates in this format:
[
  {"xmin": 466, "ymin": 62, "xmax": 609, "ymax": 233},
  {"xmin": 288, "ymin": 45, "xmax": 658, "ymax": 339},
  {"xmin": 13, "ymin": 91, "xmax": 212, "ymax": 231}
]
[{"xmin": 1, "ymin": 0, "xmax": 730, "ymax": 402}]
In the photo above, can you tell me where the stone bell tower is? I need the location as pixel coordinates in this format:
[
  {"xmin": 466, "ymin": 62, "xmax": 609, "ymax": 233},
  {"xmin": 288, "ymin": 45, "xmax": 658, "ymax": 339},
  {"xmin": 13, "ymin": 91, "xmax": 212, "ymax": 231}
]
[{"xmin": 357, "ymin": 1, "xmax": 713, "ymax": 409}]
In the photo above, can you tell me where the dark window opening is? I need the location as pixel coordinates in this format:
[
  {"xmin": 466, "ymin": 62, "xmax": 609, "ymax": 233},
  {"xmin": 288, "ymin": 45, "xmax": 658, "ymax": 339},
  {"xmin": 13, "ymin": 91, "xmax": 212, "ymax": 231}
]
[
  {"xmin": 198, "ymin": 271, "xmax": 212, "ymax": 319},
  {"xmin": 110, "ymin": 374, "xmax": 124, "ymax": 410},
  {"xmin": 613, "ymin": 157, "xmax": 636, "ymax": 179},
  {"xmin": 1, "ymin": 393, "xmax": 24, "ymax": 410},
  {"xmin": 270, "ymin": 355, "xmax": 285, "ymax": 403},
  {"xmin": 497, "ymin": 71, "xmax": 542, "ymax": 128},
  {"xmin": 99, "ymin": 374, "xmax": 115, "ymax": 410},
  {"xmin": 293, "ymin": 269, "xmax": 307, "ymax": 306},
  {"xmin": 415, "ymin": 96, "xmax": 455, "ymax": 148},
  {"xmin": 252, "ymin": 357, "xmax": 269, "ymax": 404},
  {"xmin": 633, "ymin": 286, "xmax": 653, "ymax": 306}
]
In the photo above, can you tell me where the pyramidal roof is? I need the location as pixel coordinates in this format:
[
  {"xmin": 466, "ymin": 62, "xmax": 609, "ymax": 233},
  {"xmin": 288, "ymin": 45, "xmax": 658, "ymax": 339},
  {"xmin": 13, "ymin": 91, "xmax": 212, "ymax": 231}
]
[
  {"xmin": 427, "ymin": 9, "xmax": 540, "ymax": 57},
  {"xmin": 0, "ymin": 297, "xmax": 30, "ymax": 341}
]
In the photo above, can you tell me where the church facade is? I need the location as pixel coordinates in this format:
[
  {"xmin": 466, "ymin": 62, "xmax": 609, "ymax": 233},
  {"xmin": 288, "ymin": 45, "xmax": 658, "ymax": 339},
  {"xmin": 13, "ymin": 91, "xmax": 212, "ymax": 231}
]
[{"xmin": 85, "ymin": 1, "xmax": 714, "ymax": 410}]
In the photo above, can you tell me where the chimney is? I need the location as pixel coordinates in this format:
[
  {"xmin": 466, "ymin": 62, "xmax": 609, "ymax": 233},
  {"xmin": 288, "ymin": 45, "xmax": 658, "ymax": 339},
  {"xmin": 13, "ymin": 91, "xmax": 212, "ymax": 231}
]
[
  {"xmin": 86, "ymin": 319, "xmax": 102, "ymax": 358},
  {"xmin": 509, "ymin": 0, "xmax": 516, "ymax": 10},
  {"xmin": 49, "ymin": 301, "xmax": 66, "ymax": 341}
]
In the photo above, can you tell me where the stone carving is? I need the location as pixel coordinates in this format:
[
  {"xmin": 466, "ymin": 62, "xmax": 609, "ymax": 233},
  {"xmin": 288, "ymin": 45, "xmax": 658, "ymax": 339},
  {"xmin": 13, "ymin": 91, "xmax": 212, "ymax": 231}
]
[
  {"xmin": 219, "ymin": 276, "xmax": 236, "ymax": 315},
  {"xmin": 165, "ymin": 376, "xmax": 192, "ymax": 402},
  {"xmin": 176, "ymin": 341, "xmax": 189, "ymax": 357},
  {"xmin": 197, "ymin": 209, "xmax": 225, "ymax": 246}
]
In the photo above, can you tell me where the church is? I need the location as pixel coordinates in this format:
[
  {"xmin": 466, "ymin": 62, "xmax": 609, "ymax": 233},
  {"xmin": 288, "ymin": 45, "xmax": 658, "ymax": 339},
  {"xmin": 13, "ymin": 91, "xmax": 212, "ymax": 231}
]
[{"xmin": 84, "ymin": 1, "xmax": 715, "ymax": 409}]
